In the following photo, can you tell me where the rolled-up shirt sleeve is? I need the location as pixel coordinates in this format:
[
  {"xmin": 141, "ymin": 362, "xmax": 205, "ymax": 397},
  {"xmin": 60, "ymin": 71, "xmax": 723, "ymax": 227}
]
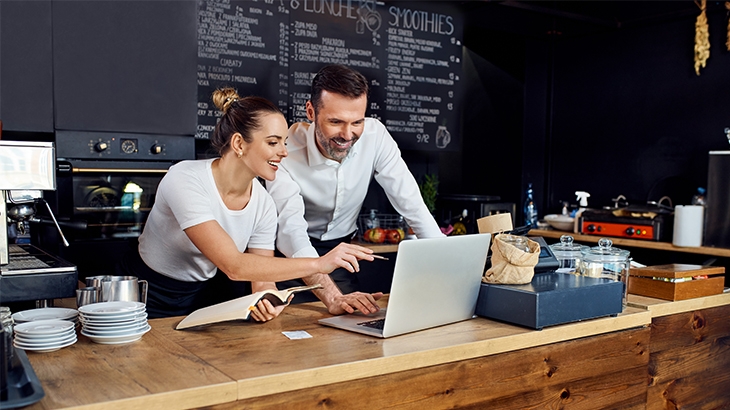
[
  {"xmin": 266, "ymin": 164, "xmax": 319, "ymax": 258},
  {"xmin": 372, "ymin": 126, "xmax": 445, "ymax": 239}
]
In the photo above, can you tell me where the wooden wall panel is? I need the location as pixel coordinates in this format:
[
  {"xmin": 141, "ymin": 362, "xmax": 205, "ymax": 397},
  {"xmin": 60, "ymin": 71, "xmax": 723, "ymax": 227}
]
[
  {"xmin": 208, "ymin": 327, "xmax": 649, "ymax": 409},
  {"xmin": 647, "ymin": 304, "xmax": 730, "ymax": 410}
]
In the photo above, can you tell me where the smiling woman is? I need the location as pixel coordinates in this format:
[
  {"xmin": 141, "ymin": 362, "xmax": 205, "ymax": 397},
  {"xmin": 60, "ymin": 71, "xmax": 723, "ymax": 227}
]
[{"xmin": 114, "ymin": 88, "xmax": 376, "ymax": 320}]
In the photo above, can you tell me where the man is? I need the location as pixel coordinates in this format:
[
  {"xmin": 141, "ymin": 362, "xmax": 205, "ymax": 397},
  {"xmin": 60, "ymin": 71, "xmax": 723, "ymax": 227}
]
[{"xmin": 267, "ymin": 64, "xmax": 443, "ymax": 315}]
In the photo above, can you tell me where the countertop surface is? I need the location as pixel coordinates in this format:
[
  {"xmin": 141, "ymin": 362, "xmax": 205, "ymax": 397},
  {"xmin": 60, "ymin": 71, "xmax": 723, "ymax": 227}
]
[{"xmin": 23, "ymin": 295, "xmax": 654, "ymax": 409}]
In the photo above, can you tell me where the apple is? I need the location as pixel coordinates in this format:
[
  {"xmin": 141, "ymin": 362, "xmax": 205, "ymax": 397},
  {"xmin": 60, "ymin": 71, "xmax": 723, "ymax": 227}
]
[
  {"xmin": 386, "ymin": 229, "xmax": 402, "ymax": 244},
  {"xmin": 365, "ymin": 228, "xmax": 386, "ymax": 243}
]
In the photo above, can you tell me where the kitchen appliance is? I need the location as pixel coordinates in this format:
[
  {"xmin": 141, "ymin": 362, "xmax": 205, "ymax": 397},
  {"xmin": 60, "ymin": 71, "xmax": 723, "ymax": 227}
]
[
  {"xmin": 704, "ymin": 151, "xmax": 730, "ymax": 248},
  {"xmin": 475, "ymin": 272, "xmax": 624, "ymax": 330},
  {"xmin": 40, "ymin": 130, "xmax": 194, "ymax": 279},
  {"xmin": 0, "ymin": 140, "xmax": 78, "ymax": 304},
  {"xmin": 437, "ymin": 194, "xmax": 516, "ymax": 234},
  {"xmin": 578, "ymin": 205, "xmax": 673, "ymax": 241}
]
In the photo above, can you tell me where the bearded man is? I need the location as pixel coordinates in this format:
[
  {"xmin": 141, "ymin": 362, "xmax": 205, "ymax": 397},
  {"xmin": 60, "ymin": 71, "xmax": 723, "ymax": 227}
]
[{"xmin": 266, "ymin": 64, "xmax": 443, "ymax": 315}]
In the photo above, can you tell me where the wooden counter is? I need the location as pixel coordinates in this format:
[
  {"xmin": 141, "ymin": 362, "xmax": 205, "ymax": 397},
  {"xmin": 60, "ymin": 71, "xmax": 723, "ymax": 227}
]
[
  {"xmin": 23, "ymin": 297, "xmax": 652, "ymax": 409},
  {"xmin": 628, "ymin": 292, "xmax": 730, "ymax": 409}
]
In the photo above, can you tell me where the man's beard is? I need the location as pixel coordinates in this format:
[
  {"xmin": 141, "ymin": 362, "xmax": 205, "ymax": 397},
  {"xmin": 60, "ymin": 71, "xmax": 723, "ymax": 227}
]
[{"xmin": 314, "ymin": 123, "xmax": 359, "ymax": 162}]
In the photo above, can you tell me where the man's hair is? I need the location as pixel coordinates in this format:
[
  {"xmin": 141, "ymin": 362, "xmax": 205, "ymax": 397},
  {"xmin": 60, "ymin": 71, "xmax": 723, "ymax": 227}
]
[{"xmin": 310, "ymin": 64, "xmax": 369, "ymax": 113}]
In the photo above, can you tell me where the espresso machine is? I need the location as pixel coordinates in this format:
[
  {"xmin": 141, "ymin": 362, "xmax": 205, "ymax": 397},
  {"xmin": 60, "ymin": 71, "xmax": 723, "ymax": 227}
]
[{"xmin": 0, "ymin": 140, "xmax": 77, "ymax": 305}]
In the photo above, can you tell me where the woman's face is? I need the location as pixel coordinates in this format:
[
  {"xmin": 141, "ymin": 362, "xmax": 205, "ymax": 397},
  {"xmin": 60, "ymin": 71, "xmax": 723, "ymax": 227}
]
[{"xmin": 241, "ymin": 113, "xmax": 289, "ymax": 181}]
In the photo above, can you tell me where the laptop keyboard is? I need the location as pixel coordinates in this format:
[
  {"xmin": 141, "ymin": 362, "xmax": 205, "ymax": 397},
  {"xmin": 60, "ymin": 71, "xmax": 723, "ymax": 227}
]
[{"xmin": 357, "ymin": 318, "xmax": 385, "ymax": 330}]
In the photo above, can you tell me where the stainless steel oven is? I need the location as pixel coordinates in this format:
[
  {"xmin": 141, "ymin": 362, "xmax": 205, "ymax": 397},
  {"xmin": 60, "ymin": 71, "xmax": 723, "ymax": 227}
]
[{"xmin": 36, "ymin": 130, "xmax": 194, "ymax": 279}]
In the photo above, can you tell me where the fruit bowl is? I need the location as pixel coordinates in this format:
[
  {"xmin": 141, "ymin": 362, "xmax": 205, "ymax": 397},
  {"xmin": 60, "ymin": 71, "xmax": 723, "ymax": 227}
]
[
  {"xmin": 544, "ymin": 214, "xmax": 574, "ymax": 232},
  {"xmin": 358, "ymin": 214, "xmax": 407, "ymax": 244}
]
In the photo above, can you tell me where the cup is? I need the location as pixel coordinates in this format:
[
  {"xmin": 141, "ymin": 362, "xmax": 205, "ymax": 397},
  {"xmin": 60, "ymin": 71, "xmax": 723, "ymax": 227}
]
[
  {"xmin": 76, "ymin": 287, "xmax": 101, "ymax": 307},
  {"xmin": 85, "ymin": 275, "xmax": 112, "ymax": 288},
  {"xmin": 101, "ymin": 276, "xmax": 148, "ymax": 304}
]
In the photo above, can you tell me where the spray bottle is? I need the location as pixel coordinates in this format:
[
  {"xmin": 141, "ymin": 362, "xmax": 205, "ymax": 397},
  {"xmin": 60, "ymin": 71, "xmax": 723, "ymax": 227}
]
[{"xmin": 573, "ymin": 191, "xmax": 591, "ymax": 233}]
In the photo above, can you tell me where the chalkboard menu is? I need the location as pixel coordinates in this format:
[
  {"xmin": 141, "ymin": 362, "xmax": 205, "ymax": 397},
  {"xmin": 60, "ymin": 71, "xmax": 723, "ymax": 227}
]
[{"xmin": 196, "ymin": 0, "xmax": 463, "ymax": 152}]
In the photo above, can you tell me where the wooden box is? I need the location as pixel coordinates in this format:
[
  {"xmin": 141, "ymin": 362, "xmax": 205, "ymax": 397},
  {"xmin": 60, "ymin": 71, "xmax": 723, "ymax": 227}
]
[{"xmin": 628, "ymin": 264, "xmax": 725, "ymax": 301}]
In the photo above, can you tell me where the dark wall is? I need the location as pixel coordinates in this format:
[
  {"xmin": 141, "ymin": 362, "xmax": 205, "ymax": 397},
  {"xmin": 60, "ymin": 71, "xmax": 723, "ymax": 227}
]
[
  {"xmin": 0, "ymin": 1, "xmax": 54, "ymax": 133},
  {"xmin": 544, "ymin": 10, "xmax": 730, "ymax": 212},
  {"xmin": 462, "ymin": 1, "xmax": 730, "ymax": 224}
]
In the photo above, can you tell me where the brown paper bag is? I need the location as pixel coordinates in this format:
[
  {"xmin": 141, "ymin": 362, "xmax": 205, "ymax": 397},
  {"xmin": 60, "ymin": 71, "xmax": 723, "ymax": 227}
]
[{"xmin": 483, "ymin": 234, "xmax": 540, "ymax": 284}]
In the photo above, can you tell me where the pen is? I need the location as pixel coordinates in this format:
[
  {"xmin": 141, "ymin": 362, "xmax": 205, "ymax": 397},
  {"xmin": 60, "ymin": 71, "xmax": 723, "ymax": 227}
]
[{"xmin": 371, "ymin": 254, "xmax": 389, "ymax": 261}]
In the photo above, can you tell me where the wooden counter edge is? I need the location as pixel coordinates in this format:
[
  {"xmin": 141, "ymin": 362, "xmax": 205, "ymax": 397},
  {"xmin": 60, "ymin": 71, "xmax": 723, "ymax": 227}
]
[
  {"xmin": 627, "ymin": 292, "xmax": 730, "ymax": 317},
  {"xmin": 61, "ymin": 382, "xmax": 239, "ymax": 410},
  {"xmin": 235, "ymin": 308, "xmax": 652, "ymax": 400}
]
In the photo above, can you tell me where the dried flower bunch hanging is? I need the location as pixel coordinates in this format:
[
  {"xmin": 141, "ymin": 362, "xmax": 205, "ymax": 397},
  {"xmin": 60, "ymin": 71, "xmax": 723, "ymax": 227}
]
[
  {"xmin": 726, "ymin": 1, "xmax": 730, "ymax": 51},
  {"xmin": 694, "ymin": 0, "xmax": 710, "ymax": 75}
]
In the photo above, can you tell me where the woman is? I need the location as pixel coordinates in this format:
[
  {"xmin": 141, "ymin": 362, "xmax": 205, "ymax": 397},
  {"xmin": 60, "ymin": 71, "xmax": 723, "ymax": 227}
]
[{"xmin": 117, "ymin": 88, "xmax": 374, "ymax": 319}]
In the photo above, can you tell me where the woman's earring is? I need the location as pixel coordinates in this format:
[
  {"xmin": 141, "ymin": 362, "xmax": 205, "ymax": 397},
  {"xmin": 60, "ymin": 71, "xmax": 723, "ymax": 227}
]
[{"xmin": 237, "ymin": 151, "xmax": 243, "ymax": 158}]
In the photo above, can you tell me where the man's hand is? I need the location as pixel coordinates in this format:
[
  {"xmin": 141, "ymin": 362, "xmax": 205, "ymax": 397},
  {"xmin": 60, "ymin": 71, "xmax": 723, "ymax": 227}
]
[{"xmin": 328, "ymin": 291, "xmax": 384, "ymax": 315}]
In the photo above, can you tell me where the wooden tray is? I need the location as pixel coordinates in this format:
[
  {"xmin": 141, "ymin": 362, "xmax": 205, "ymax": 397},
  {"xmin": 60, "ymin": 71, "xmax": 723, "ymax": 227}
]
[{"xmin": 628, "ymin": 264, "xmax": 725, "ymax": 301}]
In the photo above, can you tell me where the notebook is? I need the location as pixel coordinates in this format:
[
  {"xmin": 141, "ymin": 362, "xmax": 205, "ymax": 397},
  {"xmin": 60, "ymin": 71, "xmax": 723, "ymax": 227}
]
[{"xmin": 318, "ymin": 233, "xmax": 492, "ymax": 338}]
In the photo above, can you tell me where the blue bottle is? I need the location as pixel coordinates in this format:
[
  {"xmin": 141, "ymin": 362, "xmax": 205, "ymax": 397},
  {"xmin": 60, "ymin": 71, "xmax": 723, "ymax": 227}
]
[{"xmin": 523, "ymin": 183, "xmax": 538, "ymax": 227}]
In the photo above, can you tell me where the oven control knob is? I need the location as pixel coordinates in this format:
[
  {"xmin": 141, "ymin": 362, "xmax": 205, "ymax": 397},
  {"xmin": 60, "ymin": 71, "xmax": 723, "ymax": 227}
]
[
  {"xmin": 586, "ymin": 224, "xmax": 596, "ymax": 233},
  {"xmin": 94, "ymin": 141, "xmax": 109, "ymax": 152},
  {"xmin": 625, "ymin": 227, "xmax": 635, "ymax": 236},
  {"xmin": 150, "ymin": 144, "xmax": 163, "ymax": 155}
]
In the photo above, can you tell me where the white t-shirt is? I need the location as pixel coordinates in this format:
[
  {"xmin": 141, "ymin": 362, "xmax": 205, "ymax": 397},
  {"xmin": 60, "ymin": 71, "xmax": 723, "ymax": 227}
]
[{"xmin": 139, "ymin": 159, "xmax": 277, "ymax": 282}]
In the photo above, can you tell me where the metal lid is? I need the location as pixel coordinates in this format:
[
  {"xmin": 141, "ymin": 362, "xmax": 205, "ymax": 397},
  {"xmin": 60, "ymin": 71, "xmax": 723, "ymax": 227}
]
[{"xmin": 581, "ymin": 238, "xmax": 630, "ymax": 263}]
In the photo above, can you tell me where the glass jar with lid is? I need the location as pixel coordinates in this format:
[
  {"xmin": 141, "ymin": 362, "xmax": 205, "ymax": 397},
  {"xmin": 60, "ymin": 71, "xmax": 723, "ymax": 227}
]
[
  {"xmin": 579, "ymin": 238, "xmax": 630, "ymax": 307},
  {"xmin": 549, "ymin": 235, "xmax": 589, "ymax": 272},
  {"xmin": 498, "ymin": 234, "xmax": 531, "ymax": 252}
]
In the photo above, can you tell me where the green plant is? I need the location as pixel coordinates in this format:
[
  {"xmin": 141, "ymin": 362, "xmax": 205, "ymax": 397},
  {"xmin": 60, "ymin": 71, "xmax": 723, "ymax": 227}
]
[{"xmin": 419, "ymin": 174, "xmax": 438, "ymax": 213}]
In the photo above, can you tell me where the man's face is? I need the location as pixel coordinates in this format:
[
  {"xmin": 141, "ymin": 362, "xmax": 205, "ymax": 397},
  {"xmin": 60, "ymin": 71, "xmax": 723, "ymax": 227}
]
[{"xmin": 307, "ymin": 90, "xmax": 367, "ymax": 162}]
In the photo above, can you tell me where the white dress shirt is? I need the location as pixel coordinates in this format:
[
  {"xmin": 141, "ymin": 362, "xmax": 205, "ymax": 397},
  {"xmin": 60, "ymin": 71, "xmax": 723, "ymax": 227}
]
[{"xmin": 266, "ymin": 118, "xmax": 443, "ymax": 258}]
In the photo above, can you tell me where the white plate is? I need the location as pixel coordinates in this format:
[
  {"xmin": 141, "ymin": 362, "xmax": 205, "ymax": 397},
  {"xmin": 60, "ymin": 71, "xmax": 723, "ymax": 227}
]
[
  {"xmin": 82, "ymin": 322, "xmax": 148, "ymax": 336},
  {"xmin": 14, "ymin": 328, "xmax": 76, "ymax": 343},
  {"xmin": 81, "ymin": 325, "xmax": 150, "ymax": 344},
  {"xmin": 78, "ymin": 309, "xmax": 145, "ymax": 320},
  {"xmin": 79, "ymin": 312, "xmax": 147, "ymax": 324},
  {"xmin": 83, "ymin": 319, "xmax": 148, "ymax": 332},
  {"xmin": 544, "ymin": 214, "xmax": 575, "ymax": 231},
  {"xmin": 12, "ymin": 308, "xmax": 78, "ymax": 323},
  {"xmin": 14, "ymin": 335, "xmax": 77, "ymax": 353},
  {"xmin": 15, "ymin": 333, "xmax": 77, "ymax": 347},
  {"xmin": 78, "ymin": 301, "xmax": 145, "ymax": 316},
  {"xmin": 14, "ymin": 320, "xmax": 75, "ymax": 336}
]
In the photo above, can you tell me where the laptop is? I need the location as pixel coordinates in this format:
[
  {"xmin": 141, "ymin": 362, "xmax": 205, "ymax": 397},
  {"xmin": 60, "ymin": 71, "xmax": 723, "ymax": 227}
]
[{"xmin": 318, "ymin": 233, "xmax": 492, "ymax": 338}]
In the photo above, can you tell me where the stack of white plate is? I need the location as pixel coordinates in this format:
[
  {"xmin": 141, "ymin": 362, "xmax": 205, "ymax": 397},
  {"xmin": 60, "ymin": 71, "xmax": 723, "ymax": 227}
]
[
  {"xmin": 13, "ymin": 319, "xmax": 77, "ymax": 353},
  {"xmin": 78, "ymin": 301, "xmax": 150, "ymax": 345},
  {"xmin": 12, "ymin": 307, "xmax": 79, "ymax": 325}
]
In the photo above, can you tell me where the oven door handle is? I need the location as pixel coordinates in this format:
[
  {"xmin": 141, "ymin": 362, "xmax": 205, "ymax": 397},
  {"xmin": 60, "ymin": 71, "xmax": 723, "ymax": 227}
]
[{"xmin": 72, "ymin": 167, "xmax": 169, "ymax": 174}]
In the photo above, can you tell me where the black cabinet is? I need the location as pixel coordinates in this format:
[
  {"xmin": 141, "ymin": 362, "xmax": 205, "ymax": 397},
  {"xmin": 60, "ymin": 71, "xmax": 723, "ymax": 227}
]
[
  {"xmin": 0, "ymin": 1, "xmax": 54, "ymax": 133},
  {"xmin": 52, "ymin": 1, "xmax": 198, "ymax": 136}
]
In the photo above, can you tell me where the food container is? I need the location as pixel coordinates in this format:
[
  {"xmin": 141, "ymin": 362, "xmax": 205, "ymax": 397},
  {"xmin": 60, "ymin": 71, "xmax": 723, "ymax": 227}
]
[
  {"xmin": 628, "ymin": 264, "xmax": 725, "ymax": 301},
  {"xmin": 357, "ymin": 213, "xmax": 408, "ymax": 244},
  {"xmin": 549, "ymin": 235, "xmax": 588, "ymax": 272},
  {"xmin": 579, "ymin": 238, "xmax": 630, "ymax": 307},
  {"xmin": 498, "ymin": 234, "xmax": 531, "ymax": 252}
]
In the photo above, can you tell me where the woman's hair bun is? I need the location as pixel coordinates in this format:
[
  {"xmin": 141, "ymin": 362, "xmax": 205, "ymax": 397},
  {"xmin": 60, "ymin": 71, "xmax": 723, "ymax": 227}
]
[{"xmin": 212, "ymin": 87, "xmax": 241, "ymax": 113}]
